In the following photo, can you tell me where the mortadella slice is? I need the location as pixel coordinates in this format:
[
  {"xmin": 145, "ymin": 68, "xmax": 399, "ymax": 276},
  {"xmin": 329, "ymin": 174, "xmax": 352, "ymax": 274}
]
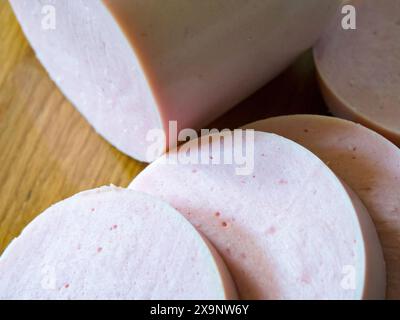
[
  {"xmin": 243, "ymin": 114, "xmax": 400, "ymax": 299},
  {"xmin": 129, "ymin": 131, "xmax": 386, "ymax": 299},
  {"xmin": 10, "ymin": 0, "xmax": 340, "ymax": 161},
  {"xmin": 0, "ymin": 186, "xmax": 237, "ymax": 300},
  {"xmin": 314, "ymin": 0, "xmax": 400, "ymax": 145}
]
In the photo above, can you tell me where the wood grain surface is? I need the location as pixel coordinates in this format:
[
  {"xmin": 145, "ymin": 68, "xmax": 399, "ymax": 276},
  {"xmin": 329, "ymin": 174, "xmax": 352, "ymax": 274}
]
[
  {"xmin": 0, "ymin": 1, "xmax": 146, "ymax": 253},
  {"xmin": 0, "ymin": 0, "xmax": 328, "ymax": 255}
]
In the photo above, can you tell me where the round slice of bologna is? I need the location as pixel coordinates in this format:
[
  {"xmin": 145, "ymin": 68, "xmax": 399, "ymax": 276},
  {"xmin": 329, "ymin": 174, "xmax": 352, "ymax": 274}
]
[
  {"xmin": 244, "ymin": 114, "xmax": 400, "ymax": 299},
  {"xmin": 129, "ymin": 131, "xmax": 385, "ymax": 299},
  {"xmin": 10, "ymin": 0, "xmax": 339, "ymax": 161},
  {"xmin": 0, "ymin": 186, "xmax": 237, "ymax": 300},
  {"xmin": 314, "ymin": 0, "xmax": 400, "ymax": 145}
]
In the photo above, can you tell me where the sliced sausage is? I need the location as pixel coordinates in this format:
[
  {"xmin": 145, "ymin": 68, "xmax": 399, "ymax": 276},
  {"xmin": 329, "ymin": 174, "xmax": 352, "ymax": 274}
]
[
  {"xmin": 0, "ymin": 186, "xmax": 237, "ymax": 300},
  {"xmin": 129, "ymin": 131, "xmax": 385, "ymax": 299}
]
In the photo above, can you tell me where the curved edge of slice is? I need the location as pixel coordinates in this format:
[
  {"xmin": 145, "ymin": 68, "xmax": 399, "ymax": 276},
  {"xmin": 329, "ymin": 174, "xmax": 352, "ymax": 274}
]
[
  {"xmin": 243, "ymin": 115, "xmax": 387, "ymax": 299},
  {"xmin": 339, "ymin": 181, "xmax": 386, "ymax": 300}
]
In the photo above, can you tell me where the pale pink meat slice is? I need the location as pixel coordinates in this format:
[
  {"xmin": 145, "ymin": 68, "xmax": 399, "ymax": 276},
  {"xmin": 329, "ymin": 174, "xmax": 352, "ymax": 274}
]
[
  {"xmin": 129, "ymin": 131, "xmax": 385, "ymax": 299},
  {"xmin": 244, "ymin": 114, "xmax": 399, "ymax": 298},
  {"xmin": 0, "ymin": 186, "xmax": 237, "ymax": 300},
  {"xmin": 314, "ymin": 0, "xmax": 400, "ymax": 145}
]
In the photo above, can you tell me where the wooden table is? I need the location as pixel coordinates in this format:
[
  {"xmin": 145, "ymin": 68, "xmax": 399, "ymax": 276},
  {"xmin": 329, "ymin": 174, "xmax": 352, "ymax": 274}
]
[{"xmin": 0, "ymin": 1, "xmax": 328, "ymax": 254}]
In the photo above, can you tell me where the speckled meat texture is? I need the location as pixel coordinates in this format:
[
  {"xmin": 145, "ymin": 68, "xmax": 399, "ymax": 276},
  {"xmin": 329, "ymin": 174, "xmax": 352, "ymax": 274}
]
[
  {"xmin": 314, "ymin": 0, "xmax": 400, "ymax": 145},
  {"xmin": 0, "ymin": 187, "xmax": 237, "ymax": 300},
  {"xmin": 245, "ymin": 115, "xmax": 399, "ymax": 298},
  {"xmin": 10, "ymin": 0, "xmax": 340, "ymax": 161},
  {"xmin": 129, "ymin": 132, "xmax": 385, "ymax": 299}
]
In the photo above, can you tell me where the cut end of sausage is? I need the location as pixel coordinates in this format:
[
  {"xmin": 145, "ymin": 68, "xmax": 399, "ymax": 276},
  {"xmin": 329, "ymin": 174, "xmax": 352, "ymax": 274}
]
[{"xmin": 10, "ymin": 0, "xmax": 165, "ymax": 162}]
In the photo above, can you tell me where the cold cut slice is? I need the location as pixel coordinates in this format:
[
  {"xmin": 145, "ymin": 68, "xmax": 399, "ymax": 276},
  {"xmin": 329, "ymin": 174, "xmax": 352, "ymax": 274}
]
[
  {"xmin": 244, "ymin": 114, "xmax": 400, "ymax": 299},
  {"xmin": 129, "ymin": 131, "xmax": 385, "ymax": 299},
  {"xmin": 0, "ymin": 186, "xmax": 237, "ymax": 300},
  {"xmin": 10, "ymin": 0, "xmax": 340, "ymax": 161},
  {"xmin": 314, "ymin": 0, "xmax": 400, "ymax": 145}
]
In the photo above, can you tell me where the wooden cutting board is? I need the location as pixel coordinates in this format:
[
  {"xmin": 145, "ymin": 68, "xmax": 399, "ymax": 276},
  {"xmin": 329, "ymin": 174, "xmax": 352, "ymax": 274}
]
[
  {"xmin": 0, "ymin": 2, "xmax": 146, "ymax": 252},
  {"xmin": 0, "ymin": 0, "xmax": 328, "ymax": 254}
]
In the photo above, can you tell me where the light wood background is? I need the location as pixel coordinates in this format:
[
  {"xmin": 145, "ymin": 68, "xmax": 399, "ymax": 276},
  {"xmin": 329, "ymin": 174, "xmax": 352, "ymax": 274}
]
[
  {"xmin": 0, "ymin": 0, "xmax": 328, "ymax": 254},
  {"xmin": 0, "ymin": 1, "xmax": 147, "ymax": 253}
]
